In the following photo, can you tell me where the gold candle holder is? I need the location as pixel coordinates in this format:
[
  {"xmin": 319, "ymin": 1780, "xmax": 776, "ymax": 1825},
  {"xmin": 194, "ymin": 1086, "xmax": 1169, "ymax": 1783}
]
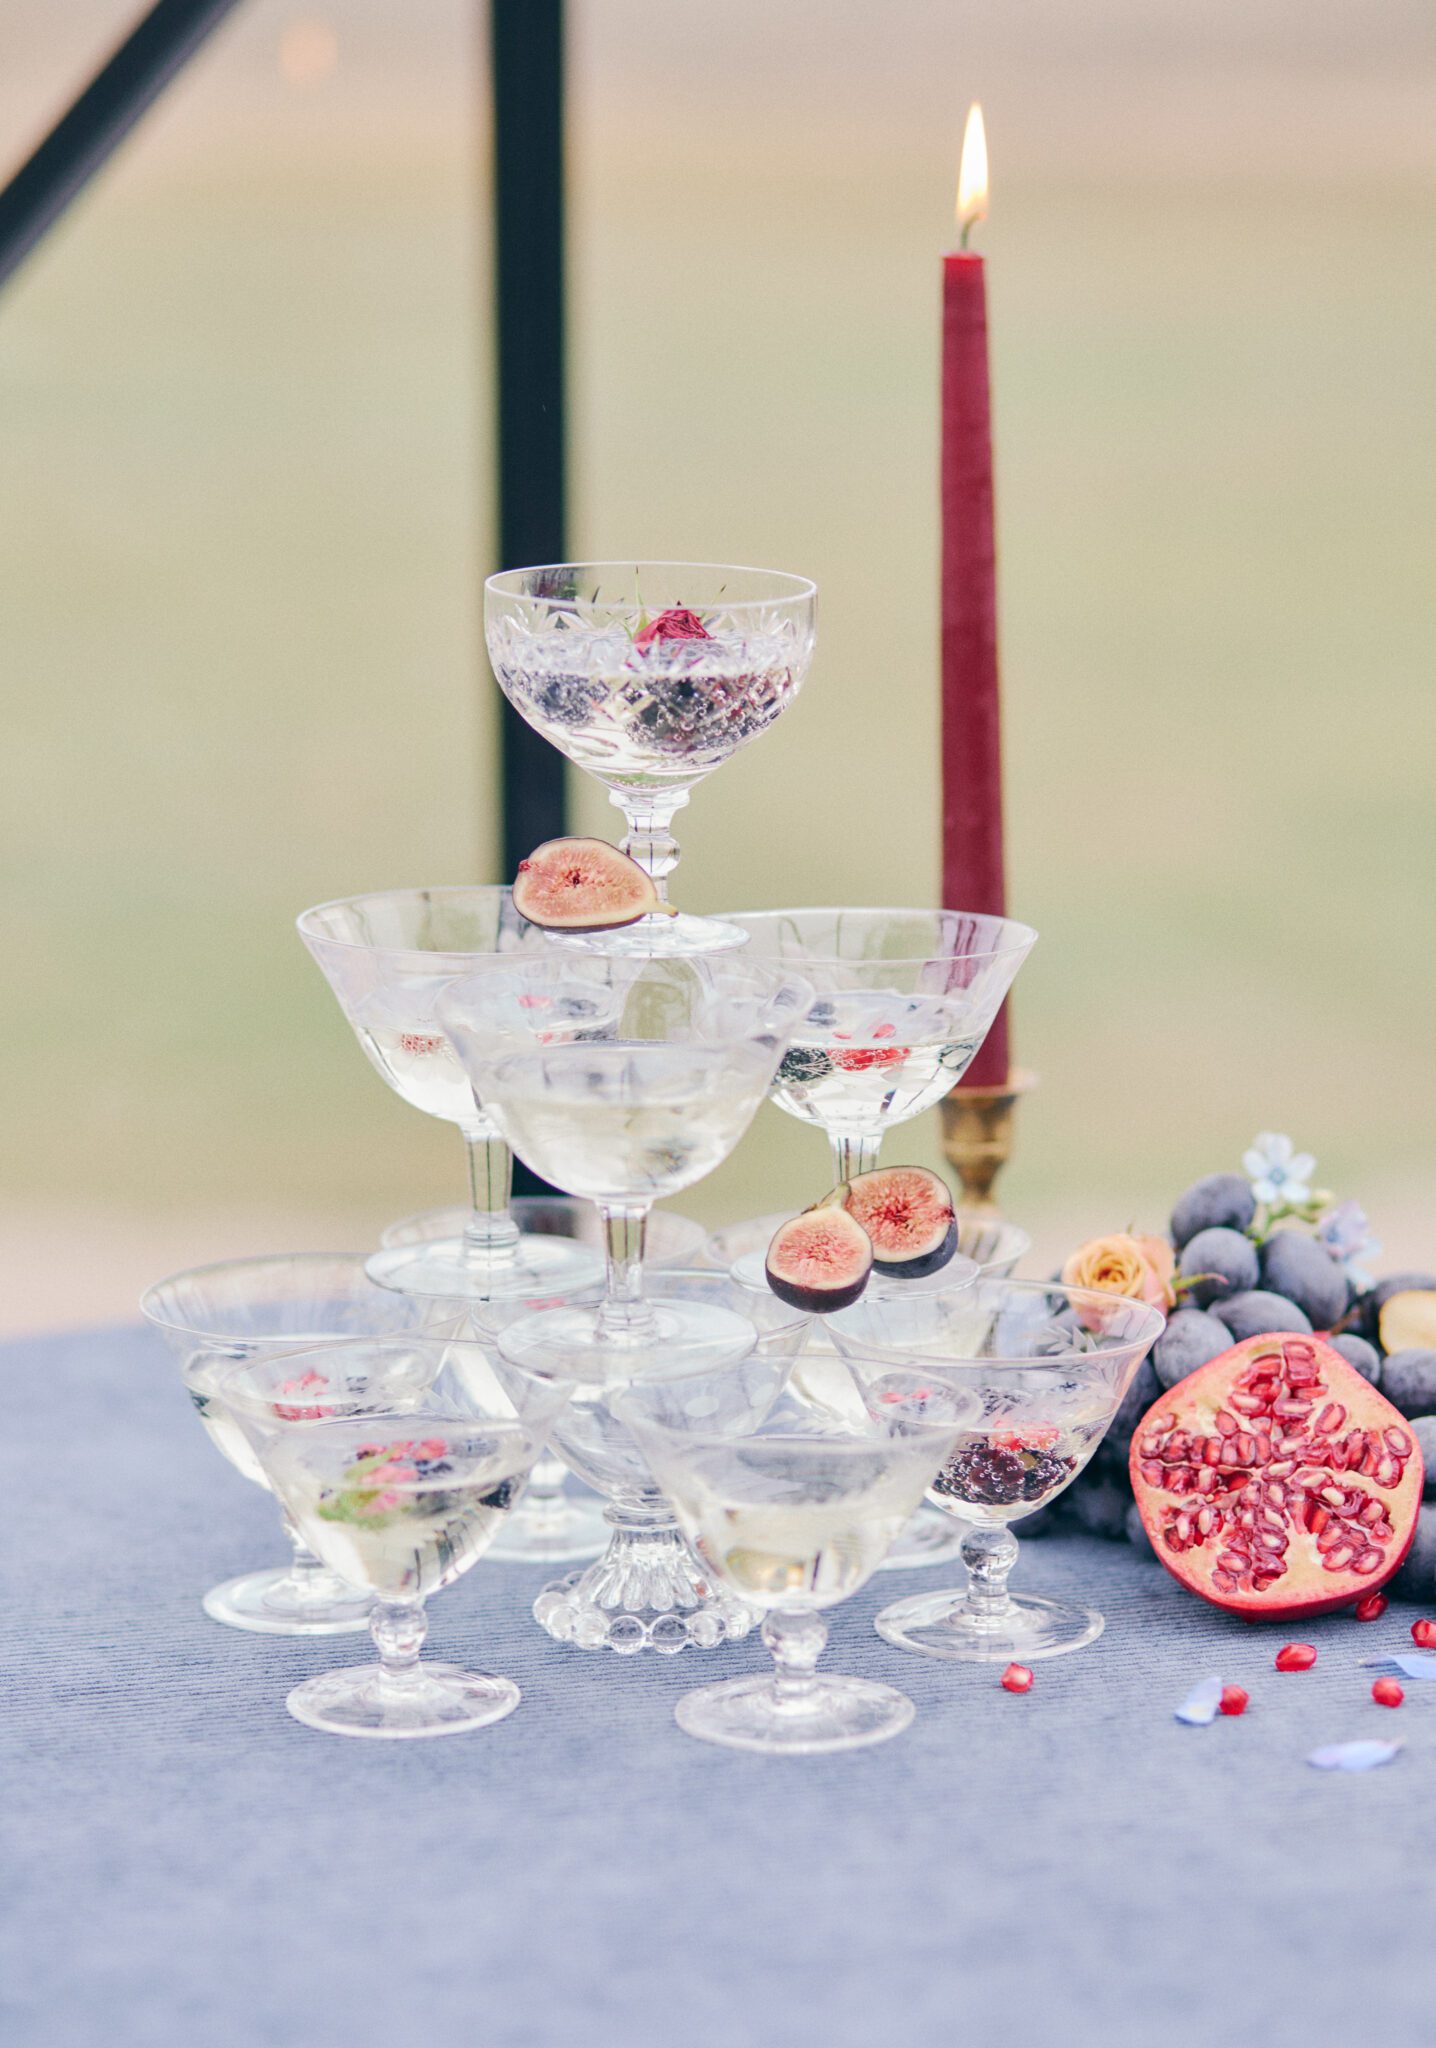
[{"xmin": 939, "ymin": 1068, "xmax": 1036, "ymax": 1220}]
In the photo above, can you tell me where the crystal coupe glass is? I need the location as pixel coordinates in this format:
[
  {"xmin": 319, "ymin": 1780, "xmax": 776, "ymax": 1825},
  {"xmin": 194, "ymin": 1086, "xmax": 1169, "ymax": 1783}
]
[
  {"xmin": 726, "ymin": 907, "xmax": 1036, "ymax": 1186},
  {"xmin": 499, "ymin": 1270, "xmax": 812, "ymax": 1653},
  {"xmin": 617, "ymin": 1390, "xmax": 963, "ymax": 1754},
  {"xmin": 439, "ymin": 953, "xmax": 813, "ymax": 1379},
  {"xmin": 140, "ymin": 1254, "xmax": 434, "ymax": 1633},
  {"xmin": 383, "ymin": 1196, "xmax": 707, "ymax": 1564},
  {"xmin": 222, "ymin": 1338, "xmax": 569, "ymax": 1737},
  {"xmin": 485, "ymin": 563, "xmax": 817, "ymax": 955},
  {"xmin": 297, "ymin": 886, "xmax": 607, "ymax": 1301},
  {"xmin": 830, "ymin": 1280, "xmax": 1165, "ymax": 1659}
]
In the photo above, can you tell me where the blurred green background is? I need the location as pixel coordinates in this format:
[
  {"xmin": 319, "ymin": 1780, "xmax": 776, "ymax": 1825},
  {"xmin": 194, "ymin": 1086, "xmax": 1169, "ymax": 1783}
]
[{"xmin": 3, "ymin": 1, "xmax": 1433, "ymax": 1328}]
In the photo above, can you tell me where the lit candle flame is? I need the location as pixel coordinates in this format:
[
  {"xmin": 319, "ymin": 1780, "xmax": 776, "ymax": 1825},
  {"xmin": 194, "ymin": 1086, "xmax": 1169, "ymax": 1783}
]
[{"xmin": 956, "ymin": 102, "xmax": 988, "ymax": 250}]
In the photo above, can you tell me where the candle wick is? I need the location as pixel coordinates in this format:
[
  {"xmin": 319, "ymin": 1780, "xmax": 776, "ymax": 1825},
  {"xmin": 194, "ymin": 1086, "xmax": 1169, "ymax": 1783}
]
[{"xmin": 959, "ymin": 217, "xmax": 975, "ymax": 253}]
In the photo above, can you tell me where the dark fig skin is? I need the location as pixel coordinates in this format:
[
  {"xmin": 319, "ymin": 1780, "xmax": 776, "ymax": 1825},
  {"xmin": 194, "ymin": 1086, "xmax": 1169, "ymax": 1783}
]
[
  {"xmin": 873, "ymin": 1214, "xmax": 959, "ymax": 1279},
  {"xmin": 765, "ymin": 1209, "xmax": 872, "ymax": 1315}
]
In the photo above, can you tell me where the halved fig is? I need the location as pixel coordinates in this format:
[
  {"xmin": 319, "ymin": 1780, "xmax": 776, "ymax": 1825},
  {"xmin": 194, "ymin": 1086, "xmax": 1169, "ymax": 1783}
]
[
  {"xmin": 1130, "ymin": 1333, "xmax": 1424, "ymax": 1620},
  {"xmin": 821, "ymin": 1166, "xmax": 958, "ymax": 1279},
  {"xmin": 511, "ymin": 837, "xmax": 675, "ymax": 932},
  {"xmin": 765, "ymin": 1207, "xmax": 873, "ymax": 1314}
]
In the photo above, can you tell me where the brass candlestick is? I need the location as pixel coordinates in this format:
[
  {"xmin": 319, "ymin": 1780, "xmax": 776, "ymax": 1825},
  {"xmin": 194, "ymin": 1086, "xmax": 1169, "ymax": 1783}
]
[{"xmin": 939, "ymin": 1068, "xmax": 1036, "ymax": 1220}]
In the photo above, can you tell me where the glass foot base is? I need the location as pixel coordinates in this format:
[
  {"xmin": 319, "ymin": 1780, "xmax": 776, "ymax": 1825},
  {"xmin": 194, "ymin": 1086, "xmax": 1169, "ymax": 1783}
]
[
  {"xmin": 381, "ymin": 1198, "xmax": 706, "ymax": 1271},
  {"xmin": 498, "ymin": 1300, "xmax": 755, "ymax": 1381},
  {"xmin": 675, "ymin": 1672, "xmax": 915, "ymax": 1755},
  {"xmin": 365, "ymin": 1231, "xmax": 604, "ymax": 1302},
  {"xmin": 286, "ymin": 1661, "xmax": 521, "ymax": 1739},
  {"xmin": 485, "ymin": 1489, "xmax": 609, "ymax": 1564},
  {"xmin": 550, "ymin": 910, "xmax": 749, "ymax": 958},
  {"xmin": 875, "ymin": 1587, "xmax": 1105, "ymax": 1662},
  {"xmin": 533, "ymin": 1528, "xmax": 756, "ymax": 1654},
  {"xmin": 876, "ymin": 1503, "xmax": 972, "ymax": 1572},
  {"xmin": 202, "ymin": 1566, "xmax": 372, "ymax": 1635}
]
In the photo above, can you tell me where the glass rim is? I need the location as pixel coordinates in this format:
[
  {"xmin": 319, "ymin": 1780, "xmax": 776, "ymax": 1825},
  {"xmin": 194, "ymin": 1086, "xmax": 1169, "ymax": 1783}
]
[
  {"xmin": 613, "ymin": 1390, "xmax": 937, "ymax": 1459},
  {"xmin": 210, "ymin": 1333, "xmax": 498, "ymax": 1414},
  {"xmin": 484, "ymin": 561, "xmax": 818, "ymax": 615},
  {"xmin": 832, "ymin": 1277, "xmax": 1167, "ymax": 1371},
  {"xmin": 139, "ymin": 1252, "xmax": 391, "ymax": 1341},
  {"xmin": 266, "ymin": 1412, "xmax": 541, "ymax": 1494},
  {"xmin": 296, "ymin": 885, "xmax": 515, "ymax": 959},
  {"xmin": 721, "ymin": 907, "xmax": 1039, "ymax": 964}
]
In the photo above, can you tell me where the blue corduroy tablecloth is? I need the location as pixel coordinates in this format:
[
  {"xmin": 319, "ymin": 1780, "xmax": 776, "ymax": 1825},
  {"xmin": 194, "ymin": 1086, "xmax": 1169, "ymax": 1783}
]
[{"xmin": 3, "ymin": 1324, "xmax": 1429, "ymax": 2048}]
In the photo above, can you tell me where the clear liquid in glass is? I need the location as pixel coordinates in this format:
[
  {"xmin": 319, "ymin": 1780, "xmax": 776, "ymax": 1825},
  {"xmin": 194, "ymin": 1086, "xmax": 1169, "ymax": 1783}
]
[
  {"xmin": 666, "ymin": 1450, "xmax": 926, "ymax": 1608},
  {"xmin": 492, "ymin": 625, "xmax": 804, "ymax": 788},
  {"xmin": 771, "ymin": 991, "xmax": 980, "ymax": 1135},
  {"xmin": 489, "ymin": 1047, "xmax": 768, "ymax": 1201},
  {"xmin": 277, "ymin": 1423, "xmax": 538, "ymax": 1601}
]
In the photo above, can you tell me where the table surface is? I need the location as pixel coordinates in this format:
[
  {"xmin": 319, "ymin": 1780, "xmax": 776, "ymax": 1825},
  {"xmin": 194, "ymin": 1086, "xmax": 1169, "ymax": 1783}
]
[{"xmin": 5, "ymin": 1323, "xmax": 1430, "ymax": 2048}]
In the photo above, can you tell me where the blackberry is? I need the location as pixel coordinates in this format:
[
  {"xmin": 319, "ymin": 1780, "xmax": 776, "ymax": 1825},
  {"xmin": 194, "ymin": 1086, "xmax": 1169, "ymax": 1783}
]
[
  {"xmin": 1020, "ymin": 1450, "xmax": 1073, "ymax": 1501},
  {"xmin": 778, "ymin": 1045, "xmax": 833, "ymax": 1085},
  {"xmin": 940, "ymin": 1442, "xmax": 1027, "ymax": 1506}
]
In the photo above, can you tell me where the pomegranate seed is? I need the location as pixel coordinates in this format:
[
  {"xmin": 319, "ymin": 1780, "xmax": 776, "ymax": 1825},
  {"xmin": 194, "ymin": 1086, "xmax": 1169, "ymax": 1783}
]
[
  {"xmin": 1354, "ymin": 1592, "xmax": 1389, "ymax": 1622},
  {"xmin": 1000, "ymin": 1663, "xmax": 1034, "ymax": 1694},
  {"xmin": 1218, "ymin": 1684, "xmax": 1249, "ymax": 1716},
  {"xmin": 1275, "ymin": 1642, "xmax": 1317, "ymax": 1672},
  {"xmin": 1411, "ymin": 1620, "xmax": 1436, "ymax": 1650},
  {"xmin": 1371, "ymin": 1678, "xmax": 1405, "ymax": 1709}
]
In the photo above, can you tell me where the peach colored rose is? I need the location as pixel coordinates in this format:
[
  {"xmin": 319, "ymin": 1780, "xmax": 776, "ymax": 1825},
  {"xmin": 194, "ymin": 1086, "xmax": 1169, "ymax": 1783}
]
[{"xmin": 1063, "ymin": 1231, "xmax": 1175, "ymax": 1310}]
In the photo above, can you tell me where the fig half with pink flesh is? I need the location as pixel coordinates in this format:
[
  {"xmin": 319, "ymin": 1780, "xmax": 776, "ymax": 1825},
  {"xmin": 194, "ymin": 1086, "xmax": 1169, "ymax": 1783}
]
[
  {"xmin": 511, "ymin": 837, "xmax": 675, "ymax": 933},
  {"xmin": 765, "ymin": 1207, "xmax": 873, "ymax": 1314},
  {"xmin": 1130, "ymin": 1333, "xmax": 1424, "ymax": 1620},
  {"xmin": 821, "ymin": 1166, "xmax": 958, "ymax": 1279}
]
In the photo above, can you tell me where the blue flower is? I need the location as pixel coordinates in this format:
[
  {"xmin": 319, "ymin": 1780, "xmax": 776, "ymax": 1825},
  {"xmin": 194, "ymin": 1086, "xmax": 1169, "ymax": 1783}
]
[
  {"xmin": 1242, "ymin": 1133, "xmax": 1316, "ymax": 1208},
  {"xmin": 1316, "ymin": 1199, "xmax": 1382, "ymax": 1291}
]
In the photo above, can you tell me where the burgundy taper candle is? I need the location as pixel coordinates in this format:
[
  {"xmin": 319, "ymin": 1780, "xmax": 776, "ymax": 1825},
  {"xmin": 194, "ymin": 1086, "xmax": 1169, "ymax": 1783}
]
[{"xmin": 941, "ymin": 138, "xmax": 1009, "ymax": 1091}]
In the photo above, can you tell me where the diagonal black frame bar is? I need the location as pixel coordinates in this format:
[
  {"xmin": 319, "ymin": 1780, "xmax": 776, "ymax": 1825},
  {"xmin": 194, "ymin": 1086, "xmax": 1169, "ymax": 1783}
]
[
  {"xmin": 489, "ymin": 0, "xmax": 570, "ymax": 880},
  {"xmin": 0, "ymin": 0, "xmax": 245, "ymax": 293}
]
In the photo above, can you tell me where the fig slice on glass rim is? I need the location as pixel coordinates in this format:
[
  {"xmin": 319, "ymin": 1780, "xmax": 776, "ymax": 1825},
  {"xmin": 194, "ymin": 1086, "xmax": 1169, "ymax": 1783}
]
[
  {"xmin": 511, "ymin": 837, "xmax": 676, "ymax": 933},
  {"xmin": 1130, "ymin": 1333, "xmax": 1424, "ymax": 1621},
  {"xmin": 818, "ymin": 1166, "xmax": 959, "ymax": 1279},
  {"xmin": 765, "ymin": 1206, "xmax": 873, "ymax": 1315}
]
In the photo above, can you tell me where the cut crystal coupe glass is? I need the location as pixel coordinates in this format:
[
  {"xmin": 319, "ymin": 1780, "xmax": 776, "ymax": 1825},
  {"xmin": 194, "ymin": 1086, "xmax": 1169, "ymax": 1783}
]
[
  {"xmin": 496, "ymin": 1269, "xmax": 812, "ymax": 1653},
  {"xmin": 383, "ymin": 1196, "xmax": 706, "ymax": 1565},
  {"xmin": 439, "ymin": 952, "xmax": 813, "ymax": 1380},
  {"xmin": 617, "ymin": 1388, "xmax": 963, "ymax": 1754},
  {"xmin": 221, "ymin": 1338, "xmax": 569, "ymax": 1738},
  {"xmin": 297, "ymin": 886, "xmax": 607, "ymax": 1303},
  {"xmin": 484, "ymin": 563, "xmax": 817, "ymax": 956},
  {"xmin": 140, "ymin": 1254, "xmax": 433, "ymax": 1633},
  {"xmin": 830, "ymin": 1279, "xmax": 1165, "ymax": 1660}
]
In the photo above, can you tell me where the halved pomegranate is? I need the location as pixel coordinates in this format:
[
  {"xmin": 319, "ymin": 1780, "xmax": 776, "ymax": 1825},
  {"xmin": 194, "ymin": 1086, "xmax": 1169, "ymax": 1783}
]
[{"xmin": 1130, "ymin": 1334, "xmax": 1424, "ymax": 1620}]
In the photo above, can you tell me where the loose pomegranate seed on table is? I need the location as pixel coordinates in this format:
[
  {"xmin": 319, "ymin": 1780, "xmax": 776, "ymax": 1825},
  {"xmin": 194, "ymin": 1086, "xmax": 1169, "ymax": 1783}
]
[
  {"xmin": 1371, "ymin": 1678, "xmax": 1405, "ymax": 1708},
  {"xmin": 1410, "ymin": 1619, "xmax": 1436, "ymax": 1649},
  {"xmin": 1353, "ymin": 1592, "xmax": 1388, "ymax": 1622},
  {"xmin": 1000, "ymin": 1663, "xmax": 1033, "ymax": 1694},
  {"xmin": 1218, "ymin": 1684, "xmax": 1249, "ymax": 1716},
  {"xmin": 1275, "ymin": 1642, "xmax": 1317, "ymax": 1671}
]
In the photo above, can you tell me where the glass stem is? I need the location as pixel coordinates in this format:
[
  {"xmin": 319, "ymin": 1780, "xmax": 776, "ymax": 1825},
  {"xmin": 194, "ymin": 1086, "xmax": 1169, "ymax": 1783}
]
[
  {"xmin": 596, "ymin": 1202, "xmax": 655, "ymax": 1342},
  {"xmin": 763, "ymin": 1608, "xmax": 827, "ymax": 1708},
  {"xmin": 461, "ymin": 1122, "xmax": 521, "ymax": 1263},
  {"xmin": 960, "ymin": 1522, "xmax": 1019, "ymax": 1625},
  {"xmin": 371, "ymin": 1598, "xmax": 428, "ymax": 1689},
  {"xmin": 830, "ymin": 1131, "xmax": 883, "ymax": 1184},
  {"xmin": 521, "ymin": 1453, "xmax": 569, "ymax": 1522},
  {"xmin": 281, "ymin": 1508, "xmax": 330, "ymax": 1590},
  {"xmin": 611, "ymin": 787, "xmax": 688, "ymax": 904}
]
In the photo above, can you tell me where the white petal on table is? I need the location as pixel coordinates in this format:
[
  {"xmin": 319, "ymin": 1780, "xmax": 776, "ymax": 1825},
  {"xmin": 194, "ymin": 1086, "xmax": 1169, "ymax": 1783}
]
[
  {"xmin": 1307, "ymin": 1741, "xmax": 1403, "ymax": 1771},
  {"xmin": 1174, "ymin": 1675, "xmax": 1224, "ymax": 1725},
  {"xmin": 1360, "ymin": 1653, "xmax": 1436, "ymax": 1679}
]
